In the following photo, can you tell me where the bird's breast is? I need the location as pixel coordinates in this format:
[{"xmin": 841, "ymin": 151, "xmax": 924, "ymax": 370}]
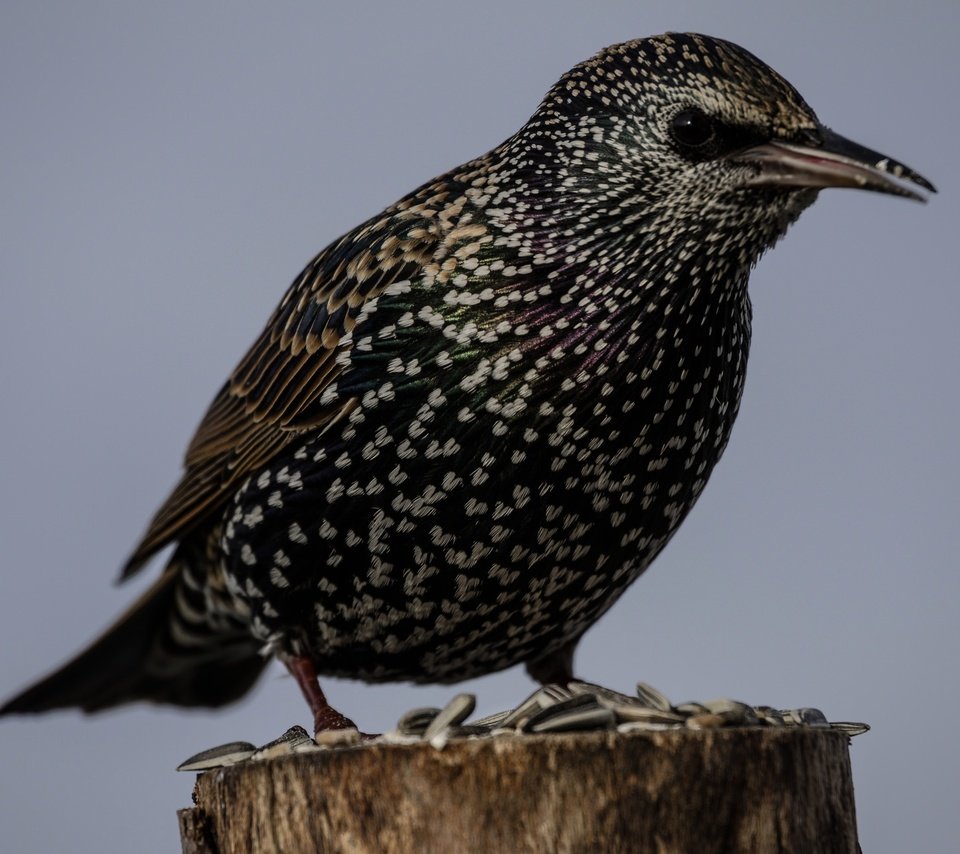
[{"xmin": 216, "ymin": 264, "xmax": 752, "ymax": 681}]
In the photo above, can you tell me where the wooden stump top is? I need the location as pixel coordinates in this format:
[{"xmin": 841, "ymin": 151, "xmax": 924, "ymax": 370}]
[{"xmin": 179, "ymin": 727, "xmax": 859, "ymax": 853}]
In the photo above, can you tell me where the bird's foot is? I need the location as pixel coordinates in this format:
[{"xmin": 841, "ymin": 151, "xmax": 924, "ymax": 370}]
[
  {"xmin": 281, "ymin": 653, "xmax": 375, "ymax": 741},
  {"xmin": 312, "ymin": 705, "xmax": 359, "ymax": 739}
]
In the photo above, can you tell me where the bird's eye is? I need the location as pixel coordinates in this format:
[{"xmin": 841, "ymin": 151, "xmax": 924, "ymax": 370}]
[{"xmin": 670, "ymin": 108, "xmax": 716, "ymax": 149}]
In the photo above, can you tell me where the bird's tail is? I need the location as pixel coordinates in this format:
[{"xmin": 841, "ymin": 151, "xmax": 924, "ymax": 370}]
[{"xmin": 1, "ymin": 550, "xmax": 267, "ymax": 715}]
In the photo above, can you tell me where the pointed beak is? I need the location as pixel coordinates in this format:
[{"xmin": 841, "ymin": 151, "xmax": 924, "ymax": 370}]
[{"xmin": 730, "ymin": 127, "xmax": 936, "ymax": 202}]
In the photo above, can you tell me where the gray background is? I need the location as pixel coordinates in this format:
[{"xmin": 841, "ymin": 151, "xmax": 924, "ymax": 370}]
[{"xmin": 1, "ymin": 2, "xmax": 957, "ymax": 852}]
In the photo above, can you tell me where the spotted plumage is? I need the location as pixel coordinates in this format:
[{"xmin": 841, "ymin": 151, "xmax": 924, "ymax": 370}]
[{"xmin": 2, "ymin": 33, "xmax": 932, "ymax": 725}]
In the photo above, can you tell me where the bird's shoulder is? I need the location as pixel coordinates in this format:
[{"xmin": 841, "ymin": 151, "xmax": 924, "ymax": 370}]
[{"xmin": 121, "ymin": 155, "xmax": 497, "ymax": 578}]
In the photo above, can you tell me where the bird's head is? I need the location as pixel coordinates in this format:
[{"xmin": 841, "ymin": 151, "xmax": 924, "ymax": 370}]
[{"xmin": 499, "ymin": 32, "xmax": 933, "ymax": 267}]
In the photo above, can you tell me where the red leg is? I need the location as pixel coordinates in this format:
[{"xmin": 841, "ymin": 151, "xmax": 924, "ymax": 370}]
[{"xmin": 283, "ymin": 655, "xmax": 357, "ymax": 733}]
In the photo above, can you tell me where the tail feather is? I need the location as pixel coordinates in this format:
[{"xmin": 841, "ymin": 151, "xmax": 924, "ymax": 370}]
[{"xmin": 1, "ymin": 565, "xmax": 266, "ymax": 715}]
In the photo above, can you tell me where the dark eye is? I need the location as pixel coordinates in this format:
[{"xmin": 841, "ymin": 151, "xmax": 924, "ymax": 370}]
[{"xmin": 670, "ymin": 108, "xmax": 716, "ymax": 148}]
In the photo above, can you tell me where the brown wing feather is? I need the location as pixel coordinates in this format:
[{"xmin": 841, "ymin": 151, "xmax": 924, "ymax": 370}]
[{"xmin": 120, "ymin": 207, "xmax": 443, "ymax": 579}]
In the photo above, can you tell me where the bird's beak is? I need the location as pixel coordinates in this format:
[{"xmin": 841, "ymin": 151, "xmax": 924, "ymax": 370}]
[{"xmin": 730, "ymin": 127, "xmax": 936, "ymax": 202}]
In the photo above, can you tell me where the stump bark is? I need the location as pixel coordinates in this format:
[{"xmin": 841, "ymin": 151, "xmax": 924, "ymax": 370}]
[{"xmin": 178, "ymin": 728, "xmax": 859, "ymax": 853}]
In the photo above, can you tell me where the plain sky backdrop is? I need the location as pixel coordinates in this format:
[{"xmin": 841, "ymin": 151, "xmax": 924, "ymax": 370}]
[{"xmin": 2, "ymin": 2, "xmax": 957, "ymax": 852}]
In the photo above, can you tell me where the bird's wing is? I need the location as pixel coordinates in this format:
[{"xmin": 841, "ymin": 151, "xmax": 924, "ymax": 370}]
[{"xmin": 120, "ymin": 207, "xmax": 443, "ymax": 579}]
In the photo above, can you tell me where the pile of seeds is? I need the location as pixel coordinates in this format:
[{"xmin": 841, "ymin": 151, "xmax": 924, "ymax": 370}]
[
  {"xmin": 389, "ymin": 682, "xmax": 869, "ymax": 747},
  {"xmin": 177, "ymin": 681, "xmax": 868, "ymax": 772}
]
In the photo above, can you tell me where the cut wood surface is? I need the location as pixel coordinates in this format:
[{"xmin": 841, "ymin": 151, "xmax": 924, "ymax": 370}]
[{"xmin": 179, "ymin": 727, "xmax": 859, "ymax": 853}]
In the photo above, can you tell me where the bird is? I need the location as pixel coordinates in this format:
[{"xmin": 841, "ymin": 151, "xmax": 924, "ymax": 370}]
[{"xmin": 1, "ymin": 32, "xmax": 933, "ymax": 734}]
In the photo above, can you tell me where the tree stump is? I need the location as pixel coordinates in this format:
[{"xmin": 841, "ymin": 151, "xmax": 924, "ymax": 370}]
[{"xmin": 178, "ymin": 728, "xmax": 859, "ymax": 853}]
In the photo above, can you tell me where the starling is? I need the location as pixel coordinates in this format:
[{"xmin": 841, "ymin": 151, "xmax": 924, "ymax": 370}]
[{"xmin": 1, "ymin": 33, "xmax": 933, "ymax": 733}]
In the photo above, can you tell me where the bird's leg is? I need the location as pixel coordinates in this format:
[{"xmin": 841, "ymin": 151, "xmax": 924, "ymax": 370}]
[
  {"xmin": 525, "ymin": 639, "xmax": 578, "ymax": 686},
  {"xmin": 283, "ymin": 655, "xmax": 357, "ymax": 734}
]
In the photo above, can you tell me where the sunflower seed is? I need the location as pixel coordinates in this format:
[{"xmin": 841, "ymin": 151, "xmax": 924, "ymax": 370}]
[
  {"xmin": 635, "ymin": 682, "xmax": 673, "ymax": 712},
  {"xmin": 500, "ymin": 684, "xmax": 575, "ymax": 729},
  {"xmin": 423, "ymin": 693, "xmax": 476, "ymax": 743},
  {"xmin": 754, "ymin": 706, "xmax": 786, "ymax": 726},
  {"xmin": 829, "ymin": 721, "xmax": 871, "ymax": 737},
  {"xmin": 469, "ymin": 709, "xmax": 512, "ymax": 730},
  {"xmin": 781, "ymin": 707, "xmax": 828, "ymax": 726},
  {"xmin": 176, "ymin": 740, "xmax": 256, "ymax": 772},
  {"xmin": 673, "ymin": 702, "xmax": 710, "ymax": 717},
  {"xmin": 568, "ymin": 681, "xmax": 678, "ymax": 723},
  {"xmin": 250, "ymin": 725, "xmax": 315, "ymax": 760},
  {"xmin": 609, "ymin": 705, "xmax": 685, "ymax": 725},
  {"xmin": 524, "ymin": 696, "xmax": 616, "ymax": 733},
  {"xmin": 568, "ymin": 681, "xmax": 634, "ymax": 705},
  {"xmin": 571, "ymin": 682, "xmax": 686, "ymax": 724},
  {"xmin": 702, "ymin": 699, "xmax": 759, "ymax": 725},
  {"xmin": 397, "ymin": 707, "xmax": 442, "ymax": 736}
]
